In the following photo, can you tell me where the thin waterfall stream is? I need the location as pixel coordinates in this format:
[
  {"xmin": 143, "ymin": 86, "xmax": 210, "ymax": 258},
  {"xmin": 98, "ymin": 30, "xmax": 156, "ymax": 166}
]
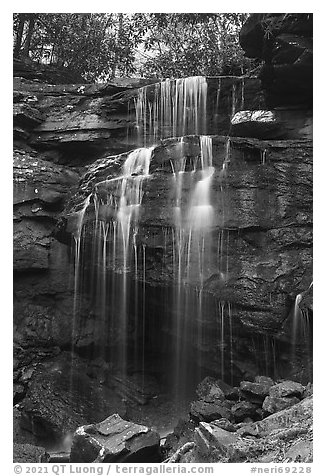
[
  {"xmin": 72, "ymin": 77, "xmax": 231, "ymax": 399},
  {"xmin": 71, "ymin": 74, "xmax": 312, "ymax": 406}
]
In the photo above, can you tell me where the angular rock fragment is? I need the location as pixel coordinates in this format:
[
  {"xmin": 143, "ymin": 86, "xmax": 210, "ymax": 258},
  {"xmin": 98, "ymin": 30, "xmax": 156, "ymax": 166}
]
[
  {"xmin": 262, "ymin": 395, "xmax": 300, "ymax": 414},
  {"xmin": 194, "ymin": 422, "xmax": 238, "ymax": 458},
  {"xmin": 240, "ymin": 380, "xmax": 273, "ymax": 401},
  {"xmin": 269, "ymin": 380, "xmax": 305, "ymax": 399},
  {"xmin": 196, "ymin": 376, "xmax": 225, "ymax": 402},
  {"xmin": 190, "ymin": 400, "xmax": 231, "ymax": 423},
  {"xmin": 70, "ymin": 414, "xmax": 161, "ymax": 463},
  {"xmin": 210, "ymin": 418, "xmax": 236, "ymax": 432},
  {"xmin": 231, "ymin": 401, "xmax": 259, "ymax": 423},
  {"xmin": 216, "ymin": 379, "xmax": 240, "ymax": 400}
]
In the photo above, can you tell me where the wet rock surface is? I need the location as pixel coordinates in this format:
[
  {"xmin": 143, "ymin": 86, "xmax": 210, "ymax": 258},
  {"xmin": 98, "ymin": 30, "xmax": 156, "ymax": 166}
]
[
  {"xmin": 190, "ymin": 401, "xmax": 231, "ymax": 423},
  {"xmin": 239, "ymin": 380, "xmax": 273, "ymax": 401},
  {"xmin": 188, "ymin": 376, "xmax": 308, "ymax": 429},
  {"xmin": 61, "ymin": 135, "xmax": 312, "ymax": 378},
  {"xmin": 19, "ymin": 353, "xmax": 126, "ymax": 441},
  {"xmin": 70, "ymin": 414, "xmax": 161, "ymax": 463},
  {"xmin": 269, "ymin": 380, "xmax": 305, "ymax": 398},
  {"xmin": 196, "ymin": 376, "xmax": 225, "ymax": 402},
  {"xmin": 13, "ymin": 74, "xmax": 264, "ymax": 161},
  {"xmin": 262, "ymin": 395, "xmax": 300, "ymax": 414},
  {"xmin": 13, "ymin": 146, "xmax": 80, "ymax": 368},
  {"xmin": 162, "ymin": 377, "xmax": 312, "ymax": 463},
  {"xmin": 231, "ymin": 401, "xmax": 259, "ymax": 422}
]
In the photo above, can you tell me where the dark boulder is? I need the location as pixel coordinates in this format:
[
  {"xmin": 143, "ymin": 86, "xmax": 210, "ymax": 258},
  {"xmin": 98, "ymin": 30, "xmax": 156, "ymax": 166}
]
[
  {"xmin": 240, "ymin": 379, "xmax": 273, "ymax": 401},
  {"xmin": 230, "ymin": 401, "xmax": 259, "ymax": 423},
  {"xmin": 216, "ymin": 380, "xmax": 240, "ymax": 400},
  {"xmin": 70, "ymin": 414, "xmax": 161, "ymax": 463},
  {"xmin": 262, "ymin": 395, "xmax": 300, "ymax": 415},
  {"xmin": 190, "ymin": 401, "xmax": 231, "ymax": 423},
  {"xmin": 196, "ymin": 376, "xmax": 225, "ymax": 403},
  {"xmin": 269, "ymin": 380, "xmax": 305, "ymax": 398}
]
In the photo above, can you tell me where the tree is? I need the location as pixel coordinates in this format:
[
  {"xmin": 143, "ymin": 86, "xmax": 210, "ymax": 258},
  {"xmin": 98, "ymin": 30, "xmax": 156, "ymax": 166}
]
[
  {"xmin": 13, "ymin": 13, "xmax": 252, "ymax": 81},
  {"xmin": 13, "ymin": 14, "xmax": 37, "ymax": 58},
  {"xmin": 138, "ymin": 13, "xmax": 251, "ymax": 78},
  {"xmin": 13, "ymin": 13, "xmax": 141, "ymax": 80}
]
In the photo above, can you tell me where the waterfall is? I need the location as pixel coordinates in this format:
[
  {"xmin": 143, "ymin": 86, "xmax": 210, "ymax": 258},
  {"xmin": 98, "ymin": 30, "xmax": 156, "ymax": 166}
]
[
  {"xmin": 72, "ymin": 193, "xmax": 92, "ymax": 346},
  {"xmin": 169, "ymin": 136, "xmax": 217, "ymax": 396},
  {"xmin": 114, "ymin": 147, "xmax": 153, "ymax": 376},
  {"xmin": 72, "ymin": 75, "xmax": 277, "ymax": 399},
  {"xmin": 72, "ymin": 147, "xmax": 153, "ymax": 380},
  {"xmin": 292, "ymin": 282, "xmax": 313, "ymax": 348},
  {"xmin": 135, "ymin": 76, "xmax": 208, "ymax": 144},
  {"xmin": 171, "ymin": 136, "xmax": 215, "ymax": 288},
  {"xmin": 70, "ymin": 193, "xmax": 91, "ymax": 391}
]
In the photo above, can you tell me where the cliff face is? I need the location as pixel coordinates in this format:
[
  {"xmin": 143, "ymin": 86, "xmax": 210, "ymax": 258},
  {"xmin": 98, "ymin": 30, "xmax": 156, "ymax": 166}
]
[
  {"xmin": 59, "ymin": 135, "xmax": 312, "ymax": 383},
  {"xmin": 14, "ymin": 75, "xmax": 264, "ymax": 162},
  {"xmin": 13, "ymin": 71, "xmax": 268, "ymax": 385},
  {"xmin": 13, "ymin": 13, "xmax": 313, "ymax": 436},
  {"xmin": 65, "ymin": 135, "xmax": 312, "ymax": 329}
]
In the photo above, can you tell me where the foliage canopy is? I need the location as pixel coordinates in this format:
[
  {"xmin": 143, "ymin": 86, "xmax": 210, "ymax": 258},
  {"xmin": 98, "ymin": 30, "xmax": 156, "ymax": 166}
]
[{"xmin": 13, "ymin": 13, "xmax": 251, "ymax": 81}]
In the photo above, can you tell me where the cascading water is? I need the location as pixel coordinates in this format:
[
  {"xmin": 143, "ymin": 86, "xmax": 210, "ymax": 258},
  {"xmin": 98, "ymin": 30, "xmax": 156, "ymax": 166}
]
[
  {"xmin": 72, "ymin": 193, "xmax": 92, "ymax": 348},
  {"xmin": 168, "ymin": 135, "xmax": 219, "ymax": 396},
  {"xmin": 111, "ymin": 147, "xmax": 153, "ymax": 377},
  {"xmin": 72, "ymin": 76, "xmax": 240, "ymax": 398},
  {"xmin": 72, "ymin": 147, "xmax": 153, "ymax": 382},
  {"xmin": 288, "ymin": 282, "xmax": 313, "ymax": 381},
  {"xmin": 135, "ymin": 76, "xmax": 208, "ymax": 145},
  {"xmin": 71, "ymin": 74, "xmax": 307, "ymax": 403},
  {"xmin": 292, "ymin": 282, "xmax": 313, "ymax": 348}
]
